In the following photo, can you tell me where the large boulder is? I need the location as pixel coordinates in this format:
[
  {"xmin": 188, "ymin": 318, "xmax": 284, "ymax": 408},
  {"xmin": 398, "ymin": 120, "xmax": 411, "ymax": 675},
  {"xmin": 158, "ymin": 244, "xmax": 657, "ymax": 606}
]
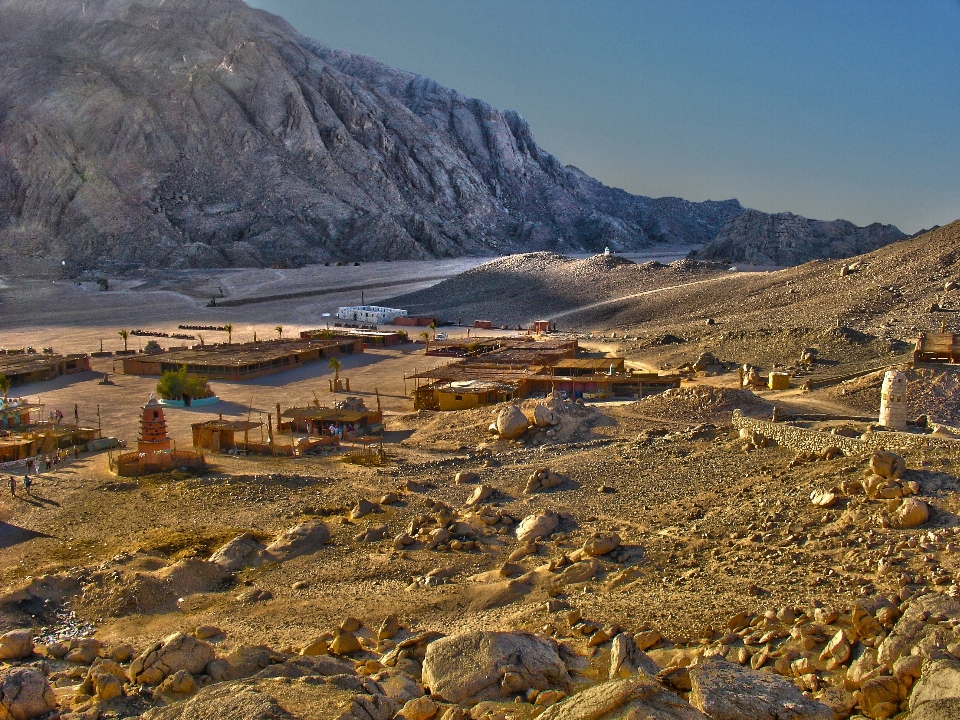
[
  {"xmin": 0, "ymin": 630, "xmax": 34, "ymax": 661},
  {"xmin": 878, "ymin": 593, "xmax": 960, "ymax": 667},
  {"xmin": 421, "ymin": 631, "xmax": 571, "ymax": 704},
  {"xmin": 0, "ymin": 667, "xmax": 57, "ymax": 720},
  {"xmin": 538, "ymin": 676, "xmax": 708, "ymax": 719},
  {"xmin": 129, "ymin": 632, "xmax": 217, "ymax": 685},
  {"xmin": 495, "ymin": 406, "xmax": 528, "ymax": 440},
  {"xmin": 688, "ymin": 657, "xmax": 834, "ymax": 720},
  {"xmin": 264, "ymin": 520, "xmax": 330, "ymax": 562},
  {"xmin": 515, "ymin": 511, "xmax": 559, "ymax": 543},
  {"xmin": 209, "ymin": 533, "xmax": 266, "ymax": 571}
]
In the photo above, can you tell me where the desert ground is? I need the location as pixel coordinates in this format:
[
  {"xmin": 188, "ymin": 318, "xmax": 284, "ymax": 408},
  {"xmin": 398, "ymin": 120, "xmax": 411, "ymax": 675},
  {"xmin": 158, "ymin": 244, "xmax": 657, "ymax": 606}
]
[{"xmin": 1, "ymin": 231, "xmax": 960, "ymax": 719}]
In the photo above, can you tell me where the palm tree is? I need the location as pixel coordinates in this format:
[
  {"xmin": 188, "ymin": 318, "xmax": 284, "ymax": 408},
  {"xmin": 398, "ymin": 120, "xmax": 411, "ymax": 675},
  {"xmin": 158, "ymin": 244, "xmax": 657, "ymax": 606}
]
[
  {"xmin": 328, "ymin": 357, "xmax": 341, "ymax": 389},
  {"xmin": 428, "ymin": 321, "xmax": 437, "ymax": 340},
  {"xmin": 275, "ymin": 325, "xmax": 283, "ymax": 339},
  {"xmin": 118, "ymin": 329, "xmax": 129, "ymax": 352},
  {"xmin": 419, "ymin": 330, "xmax": 430, "ymax": 349},
  {"xmin": 224, "ymin": 323, "xmax": 233, "ymax": 344},
  {"xmin": 0, "ymin": 374, "xmax": 10, "ymax": 400}
]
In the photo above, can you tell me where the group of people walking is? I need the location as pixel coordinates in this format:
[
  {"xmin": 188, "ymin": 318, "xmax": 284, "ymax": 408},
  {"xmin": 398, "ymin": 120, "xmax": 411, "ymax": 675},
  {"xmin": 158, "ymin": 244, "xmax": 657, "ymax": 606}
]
[{"xmin": 7, "ymin": 446, "xmax": 80, "ymax": 497}]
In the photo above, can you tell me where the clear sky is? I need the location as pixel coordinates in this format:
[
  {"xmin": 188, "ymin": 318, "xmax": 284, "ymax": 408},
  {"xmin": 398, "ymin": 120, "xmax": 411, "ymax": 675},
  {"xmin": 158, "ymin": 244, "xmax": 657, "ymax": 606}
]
[{"xmin": 246, "ymin": 0, "xmax": 960, "ymax": 233}]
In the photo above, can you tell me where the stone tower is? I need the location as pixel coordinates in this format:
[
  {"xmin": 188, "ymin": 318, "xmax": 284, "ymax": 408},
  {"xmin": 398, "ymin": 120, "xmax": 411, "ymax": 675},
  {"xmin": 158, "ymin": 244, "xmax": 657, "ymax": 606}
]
[
  {"xmin": 138, "ymin": 394, "xmax": 172, "ymax": 454},
  {"xmin": 879, "ymin": 370, "xmax": 907, "ymax": 430}
]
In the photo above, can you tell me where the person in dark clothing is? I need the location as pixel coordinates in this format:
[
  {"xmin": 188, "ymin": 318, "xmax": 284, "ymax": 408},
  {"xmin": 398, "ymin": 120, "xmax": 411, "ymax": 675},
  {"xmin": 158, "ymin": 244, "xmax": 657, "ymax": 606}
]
[
  {"xmin": 8, "ymin": 476, "xmax": 14, "ymax": 495},
  {"xmin": 23, "ymin": 475, "xmax": 31, "ymax": 494}
]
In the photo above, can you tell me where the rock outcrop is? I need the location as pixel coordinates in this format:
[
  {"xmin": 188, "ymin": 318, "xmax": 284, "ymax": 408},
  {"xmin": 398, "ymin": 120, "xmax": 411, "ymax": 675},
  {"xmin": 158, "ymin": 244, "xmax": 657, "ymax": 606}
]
[
  {"xmin": 0, "ymin": 0, "xmax": 745, "ymax": 275},
  {"xmin": 693, "ymin": 209, "xmax": 906, "ymax": 266},
  {"xmin": 130, "ymin": 632, "xmax": 217, "ymax": 685}
]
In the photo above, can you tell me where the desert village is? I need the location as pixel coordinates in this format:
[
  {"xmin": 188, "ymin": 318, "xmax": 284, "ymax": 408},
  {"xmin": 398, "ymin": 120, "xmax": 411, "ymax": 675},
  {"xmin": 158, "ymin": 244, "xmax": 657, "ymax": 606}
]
[{"xmin": 3, "ymin": 230, "xmax": 960, "ymax": 720}]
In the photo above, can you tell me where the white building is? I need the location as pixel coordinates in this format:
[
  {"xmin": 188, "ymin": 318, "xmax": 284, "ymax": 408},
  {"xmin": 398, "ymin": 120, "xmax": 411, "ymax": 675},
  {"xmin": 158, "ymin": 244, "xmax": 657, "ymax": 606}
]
[{"xmin": 337, "ymin": 306, "xmax": 408, "ymax": 324}]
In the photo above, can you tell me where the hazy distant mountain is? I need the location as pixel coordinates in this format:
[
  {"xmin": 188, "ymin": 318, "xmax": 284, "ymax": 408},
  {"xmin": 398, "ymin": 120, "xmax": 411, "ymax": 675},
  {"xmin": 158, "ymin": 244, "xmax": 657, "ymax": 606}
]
[
  {"xmin": 691, "ymin": 210, "xmax": 907, "ymax": 266},
  {"xmin": 0, "ymin": 0, "xmax": 745, "ymax": 275}
]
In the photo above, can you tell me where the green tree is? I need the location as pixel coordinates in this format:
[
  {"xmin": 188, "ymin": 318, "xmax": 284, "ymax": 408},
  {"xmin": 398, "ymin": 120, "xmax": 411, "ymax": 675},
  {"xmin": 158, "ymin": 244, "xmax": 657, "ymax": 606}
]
[
  {"xmin": 156, "ymin": 365, "xmax": 213, "ymax": 401},
  {"xmin": 118, "ymin": 329, "xmax": 129, "ymax": 352},
  {"xmin": 224, "ymin": 323, "xmax": 233, "ymax": 344},
  {"xmin": 0, "ymin": 374, "xmax": 10, "ymax": 399},
  {"xmin": 275, "ymin": 325, "xmax": 283, "ymax": 339},
  {"xmin": 419, "ymin": 330, "xmax": 429, "ymax": 348},
  {"xmin": 328, "ymin": 356, "xmax": 341, "ymax": 387},
  {"xmin": 428, "ymin": 321, "xmax": 437, "ymax": 340}
]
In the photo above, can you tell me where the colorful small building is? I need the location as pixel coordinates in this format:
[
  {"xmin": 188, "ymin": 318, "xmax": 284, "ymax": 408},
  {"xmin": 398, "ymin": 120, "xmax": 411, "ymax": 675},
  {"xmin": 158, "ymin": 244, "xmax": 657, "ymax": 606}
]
[{"xmin": 109, "ymin": 395, "xmax": 204, "ymax": 476}]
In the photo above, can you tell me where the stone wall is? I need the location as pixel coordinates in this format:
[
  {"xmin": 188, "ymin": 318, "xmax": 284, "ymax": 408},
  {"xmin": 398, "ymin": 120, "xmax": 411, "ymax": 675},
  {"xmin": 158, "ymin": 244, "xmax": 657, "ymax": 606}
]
[{"xmin": 732, "ymin": 410, "xmax": 960, "ymax": 456}]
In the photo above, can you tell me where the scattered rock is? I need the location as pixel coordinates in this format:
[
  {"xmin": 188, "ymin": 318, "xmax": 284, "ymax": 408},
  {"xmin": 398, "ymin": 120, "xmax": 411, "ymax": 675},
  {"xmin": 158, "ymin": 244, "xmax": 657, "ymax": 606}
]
[
  {"xmin": 533, "ymin": 404, "xmax": 558, "ymax": 427},
  {"xmin": 583, "ymin": 532, "xmax": 621, "ymax": 557},
  {"xmin": 809, "ymin": 489, "xmax": 837, "ymax": 508},
  {"xmin": 265, "ymin": 520, "xmax": 331, "ymax": 561},
  {"xmin": 465, "ymin": 485, "xmax": 495, "ymax": 508},
  {"xmin": 194, "ymin": 626, "xmax": 223, "ymax": 640},
  {"xmin": 330, "ymin": 629, "xmax": 362, "ymax": 655},
  {"xmin": 524, "ymin": 467, "xmax": 564, "ymax": 494},
  {"xmin": 350, "ymin": 499, "xmax": 380, "ymax": 520},
  {"xmin": 871, "ymin": 450, "xmax": 906, "ymax": 480},
  {"xmin": 158, "ymin": 669, "xmax": 196, "ymax": 695},
  {"xmin": 378, "ymin": 615, "xmax": 400, "ymax": 641},
  {"xmin": 516, "ymin": 511, "xmax": 559, "ymax": 543},
  {"xmin": 890, "ymin": 497, "xmax": 929, "ymax": 528},
  {"xmin": 455, "ymin": 471, "xmax": 481, "ymax": 484},
  {"xmin": 80, "ymin": 658, "xmax": 128, "ymax": 701},
  {"xmin": 399, "ymin": 695, "xmax": 440, "ymax": 720},
  {"xmin": 209, "ymin": 532, "xmax": 266, "ymax": 571}
]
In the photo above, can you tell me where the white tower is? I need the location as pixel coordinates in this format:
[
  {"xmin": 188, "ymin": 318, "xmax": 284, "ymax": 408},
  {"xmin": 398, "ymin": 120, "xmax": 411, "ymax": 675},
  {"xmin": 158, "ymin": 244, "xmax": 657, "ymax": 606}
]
[{"xmin": 879, "ymin": 370, "xmax": 907, "ymax": 430}]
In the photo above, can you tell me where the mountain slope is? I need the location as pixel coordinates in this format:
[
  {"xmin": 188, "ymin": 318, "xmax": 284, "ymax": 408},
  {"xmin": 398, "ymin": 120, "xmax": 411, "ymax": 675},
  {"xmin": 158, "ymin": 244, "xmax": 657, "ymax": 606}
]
[
  {"xmin": 692, "ymin": 209, "xmax": 907, "ymax": 266},
  {"xmin": 0, "ymin": 0, "xmax": 744, "ymax": 275}
]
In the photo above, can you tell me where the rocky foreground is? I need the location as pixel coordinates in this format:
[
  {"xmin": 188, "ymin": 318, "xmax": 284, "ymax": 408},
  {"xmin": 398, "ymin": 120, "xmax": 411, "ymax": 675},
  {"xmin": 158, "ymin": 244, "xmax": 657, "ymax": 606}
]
[
  {"xmin": 1, "ymin": 401, "xmax": 959, "ymax": 719},
  {"xmin": 2, "ymin": 569, "xmax": 960, "ymax": 719}
]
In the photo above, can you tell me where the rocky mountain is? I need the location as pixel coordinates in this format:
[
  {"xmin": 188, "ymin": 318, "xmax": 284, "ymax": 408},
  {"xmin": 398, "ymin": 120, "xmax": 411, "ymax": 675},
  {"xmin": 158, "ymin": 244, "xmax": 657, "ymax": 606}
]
[
  {"xmin": 0, "ymin": 0, "xmax": 746, "ymax": 275},
  {"xmin": 691, "ymin": 209, "xmax": 907, "ymax": 266}
]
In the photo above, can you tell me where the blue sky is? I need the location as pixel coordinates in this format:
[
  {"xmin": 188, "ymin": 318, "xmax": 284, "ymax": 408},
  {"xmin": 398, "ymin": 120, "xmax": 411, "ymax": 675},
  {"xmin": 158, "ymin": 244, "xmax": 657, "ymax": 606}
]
[{"xmin": 246, "ymin": 0, "xmax": 960, "ymax": 233}]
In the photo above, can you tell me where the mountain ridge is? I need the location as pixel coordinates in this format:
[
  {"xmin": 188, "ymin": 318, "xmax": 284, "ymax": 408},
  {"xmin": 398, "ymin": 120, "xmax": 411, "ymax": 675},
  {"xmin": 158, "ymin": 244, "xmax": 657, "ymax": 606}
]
[
  {"xmin": 0, "ymin": 0, "xmax": 746, "ymax": 275},
  {"xmin": 0, "ymin": 0, "xmax": 908, "ymax": 276}
]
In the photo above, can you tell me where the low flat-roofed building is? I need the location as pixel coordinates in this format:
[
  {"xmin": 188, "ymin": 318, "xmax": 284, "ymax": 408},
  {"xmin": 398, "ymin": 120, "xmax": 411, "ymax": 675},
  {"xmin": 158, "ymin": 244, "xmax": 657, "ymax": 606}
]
[
  {"xmin": 0, "ymin": 352, "xmax": 91, "ymax": 385},
  {"xmin": 337, "ymin": 305, "xmax": 408, "ymax": 324},
  {"xmin": 121, "ymin": 337, "xmax": 362, "ymax": 380},
  {"xmin": 410, "ymin": 336, "xmax": 678, "ymax": 408}
]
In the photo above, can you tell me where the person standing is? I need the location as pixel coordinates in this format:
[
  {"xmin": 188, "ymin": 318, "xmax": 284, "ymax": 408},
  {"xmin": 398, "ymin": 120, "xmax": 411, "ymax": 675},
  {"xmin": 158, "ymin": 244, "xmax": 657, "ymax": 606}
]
[
  {"xmin": 23, "ymin": 475, "xmax": 31, "ymax": 494},
  {"xmin": 9, "ymin": 476, "xmax": 14, "ymax": 495}
]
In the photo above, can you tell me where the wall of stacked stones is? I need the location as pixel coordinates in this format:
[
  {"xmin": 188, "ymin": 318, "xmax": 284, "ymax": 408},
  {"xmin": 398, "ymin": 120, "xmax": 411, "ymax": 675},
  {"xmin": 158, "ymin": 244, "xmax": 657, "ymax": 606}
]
[{"xmin": 732, "ymin": 409, "xmax": 960, "ymax": 456}]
